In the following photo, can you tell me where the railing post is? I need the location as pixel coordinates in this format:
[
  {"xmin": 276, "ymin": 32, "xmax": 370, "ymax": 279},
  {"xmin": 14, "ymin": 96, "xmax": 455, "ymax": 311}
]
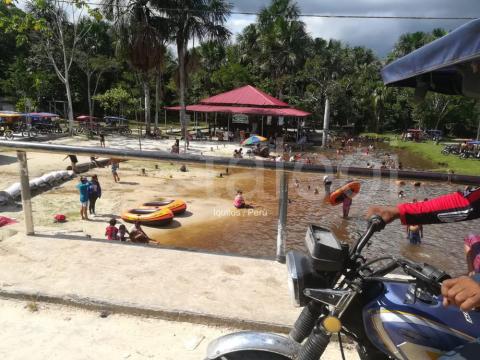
[
  {"xmin": 17, "ymin": 151, "xmax": 34, "ymax": 235},
  {"xmin": 276, "ymin": 170, "xmax": 288, "ymax": 263}
]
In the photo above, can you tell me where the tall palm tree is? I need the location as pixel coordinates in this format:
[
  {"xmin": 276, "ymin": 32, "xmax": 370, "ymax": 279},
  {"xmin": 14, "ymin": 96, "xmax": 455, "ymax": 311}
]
[
  {"xmin": 156, "ymin": 0, "xmax": 231, "ymax": 152},
  {"xmin": 248, "ymin": 0, "xmax": 309, "ymax": 98},
  {"xmin": 102, "ymin": 0, "xmax": 167, "ymax": 134}
]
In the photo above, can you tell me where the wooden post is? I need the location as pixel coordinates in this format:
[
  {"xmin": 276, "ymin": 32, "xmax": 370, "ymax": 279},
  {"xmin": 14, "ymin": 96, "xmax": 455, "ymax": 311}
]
[
  {"xmin": 17, "ymin": 151, "xmax": 34, "ymax": 235},
  {"xmin": 276, "ymin": 171, "xmax": 288, "ymax": 263}
]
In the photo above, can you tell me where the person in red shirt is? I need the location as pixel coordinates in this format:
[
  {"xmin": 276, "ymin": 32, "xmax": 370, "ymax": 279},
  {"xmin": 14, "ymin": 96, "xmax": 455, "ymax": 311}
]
[
  {"xmin": 367, "ymin": 186, "xmax": 480, "ymax": 312},
  {"xmin": 105, "ymin": 218, "xmax": 119, "ymax": 241}
]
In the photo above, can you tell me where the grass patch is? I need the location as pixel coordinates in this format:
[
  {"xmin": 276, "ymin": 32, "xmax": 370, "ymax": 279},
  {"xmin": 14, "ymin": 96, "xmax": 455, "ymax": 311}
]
[{"xmin": 389, "ymin": 139, "xmax": 480, "ymax": 176}]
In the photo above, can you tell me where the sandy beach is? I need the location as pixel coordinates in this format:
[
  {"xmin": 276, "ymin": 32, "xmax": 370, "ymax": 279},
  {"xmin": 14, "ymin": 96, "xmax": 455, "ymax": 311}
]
[{"xmin": 0, "ymin": 137, "xmax": 251, "ymax": 245}]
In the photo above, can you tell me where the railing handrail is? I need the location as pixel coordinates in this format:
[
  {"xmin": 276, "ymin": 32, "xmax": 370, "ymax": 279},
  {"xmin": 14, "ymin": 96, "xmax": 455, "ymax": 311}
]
[
  {"xmin": 1, "ymin": 141, "xmax": 480, "ymax": 184},
  {"xmin": 0, "ymin": 140, "xmax": 336, "ymax": 173}
]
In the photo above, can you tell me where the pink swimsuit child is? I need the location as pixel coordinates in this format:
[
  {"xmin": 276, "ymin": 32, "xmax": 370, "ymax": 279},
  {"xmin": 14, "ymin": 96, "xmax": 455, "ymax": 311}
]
[{"xmin": 234, "ymin": 194, "xmax": 245, "ymax": 209}]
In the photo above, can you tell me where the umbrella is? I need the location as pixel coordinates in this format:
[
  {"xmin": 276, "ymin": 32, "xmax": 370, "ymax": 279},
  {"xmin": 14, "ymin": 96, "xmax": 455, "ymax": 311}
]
[
  {"xmin": 241, "ymin": 135, "xmax": 267, "ymax": 146},
  {"xmin": 381, "ymin": 19, "xmax": 480, "ymax": 98}
]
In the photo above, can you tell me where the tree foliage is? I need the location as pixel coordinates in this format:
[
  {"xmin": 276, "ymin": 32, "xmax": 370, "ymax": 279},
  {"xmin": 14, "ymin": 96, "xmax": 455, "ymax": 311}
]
[{"xmin": 0, "ymin": 0, "xmax": 478, "ymax": 137}]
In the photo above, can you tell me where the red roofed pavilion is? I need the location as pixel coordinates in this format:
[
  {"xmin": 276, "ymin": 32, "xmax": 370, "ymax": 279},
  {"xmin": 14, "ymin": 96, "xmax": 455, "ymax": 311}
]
[{"xmin": 164, "ymin": 85, "xmax": 310, "ymax": 139}]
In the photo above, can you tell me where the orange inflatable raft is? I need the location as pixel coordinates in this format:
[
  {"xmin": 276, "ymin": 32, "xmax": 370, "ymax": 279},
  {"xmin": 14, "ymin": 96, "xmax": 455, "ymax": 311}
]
[
  {"xmin": 121, "ymin": 207, "xmax": 174, "ymax": 226},
  {"xmin": 329, "ymin": 181, "xmax": 361, "ymax": 206},
  {"xmin": 141, "ymin": 199, "xmax": 187, "ymax": 215}
]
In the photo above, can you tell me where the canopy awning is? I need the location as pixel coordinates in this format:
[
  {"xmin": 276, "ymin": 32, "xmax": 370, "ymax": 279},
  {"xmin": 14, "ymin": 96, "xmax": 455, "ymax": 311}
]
[
  {"xmin": 382, "ymin": 19, "xmax": 480, "ymax": 97},
  {"xmin": 104, "ymin": 116, "xmax": 127, "ymax": 122},
  {"xmin": 0, "ymin": 111, "xmax": 23, "ymax": 118},
  {"xmin": 26, "ymin": 112, "xmax": 59, "ymax": 118},
  {"xmin": 164, "ymin": 104, "xmax": 310, "ymax": 117},
  {"xmin": 76, "ymin": 115, "xmax": 99, "ymax": 121}
]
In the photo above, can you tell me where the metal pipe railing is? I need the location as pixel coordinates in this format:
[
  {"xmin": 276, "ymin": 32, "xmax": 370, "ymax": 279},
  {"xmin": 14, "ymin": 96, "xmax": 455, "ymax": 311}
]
[
  {"xmin": 0, "ymin": 141, "xmax": 337, "ymax": 173},
  {"xmin": 1, "ymin": 141, "xmax": 479, "ymax": 184}
]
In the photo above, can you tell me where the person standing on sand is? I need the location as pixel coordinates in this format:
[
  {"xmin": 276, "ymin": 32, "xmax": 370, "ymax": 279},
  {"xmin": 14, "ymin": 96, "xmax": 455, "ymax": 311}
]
[
  {"xmin": 111, "ymin": 160, "xmax": 120, "ymax": 182},
  {"xmin": 76, "ymin": 176, "xmax": 90, "ymax": 220},
  {"xmin": 88, "ymin": 175, "xmax": 101, "ymax": 215},
  {"xmin": 99, "ymin": 132, "xmax": 105, "ymax": 147}
]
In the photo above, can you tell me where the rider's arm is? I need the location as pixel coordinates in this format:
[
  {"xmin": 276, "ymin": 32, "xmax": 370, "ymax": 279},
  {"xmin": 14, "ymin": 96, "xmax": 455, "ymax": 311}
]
[{"xmin": 368, "ymin": 187, "xmax": 480, "ymax": 225}]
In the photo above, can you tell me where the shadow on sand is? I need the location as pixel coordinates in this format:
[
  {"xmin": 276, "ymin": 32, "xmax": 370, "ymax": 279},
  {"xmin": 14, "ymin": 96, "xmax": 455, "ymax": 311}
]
[{"xmin": 0, "ymin": 154, "xmax": 17, "ymax": 166}]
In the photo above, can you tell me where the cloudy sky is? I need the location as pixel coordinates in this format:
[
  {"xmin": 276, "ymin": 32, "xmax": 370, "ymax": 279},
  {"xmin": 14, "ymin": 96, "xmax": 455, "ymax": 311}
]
[{"xmin": 227, "ymin": 0, "xmax": 478, "ymax": 57}]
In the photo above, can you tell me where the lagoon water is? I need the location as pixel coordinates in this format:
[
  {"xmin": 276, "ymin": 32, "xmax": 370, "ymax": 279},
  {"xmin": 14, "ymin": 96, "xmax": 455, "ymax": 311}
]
[{"xmin": 151, "ymin": 149, "xmax": 477, "ymax": 277}]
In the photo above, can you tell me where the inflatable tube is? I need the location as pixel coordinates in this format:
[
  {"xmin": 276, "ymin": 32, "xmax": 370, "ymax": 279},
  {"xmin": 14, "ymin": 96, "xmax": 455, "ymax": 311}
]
[
  {"xmin": 121, "ymin": 208, "xmax": 174, "ymax": 226},
  {"xmin": 141, "ymin": 199, "xmax": 187, "ymax": 215},
  {"xmin": 329, "ymin": 181, "xmax": 361, "ymax": 206},
  {"xmin": 0, "ymin": 191, "xmax": 13, "ymax": 205},
  {"xmin": 4, "ymin": 183, "xmax": 21, "ymax": 199}
]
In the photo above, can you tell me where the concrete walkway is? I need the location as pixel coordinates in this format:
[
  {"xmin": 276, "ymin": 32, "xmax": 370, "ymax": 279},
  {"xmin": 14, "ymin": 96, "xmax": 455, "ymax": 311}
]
[
  {"xmin": 0, "ymin": 230, "xmax": 300, "ymax": 331},
  {"xmin": 0, "ymin": 298, "xmax": 358, "ymax": 360}
]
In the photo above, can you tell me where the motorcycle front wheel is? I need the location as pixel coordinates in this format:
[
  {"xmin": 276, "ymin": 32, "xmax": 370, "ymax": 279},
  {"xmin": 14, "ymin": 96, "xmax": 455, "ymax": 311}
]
[{"xmin": 207, "ymin": 351, "xmax": 290, "ymax": 360}]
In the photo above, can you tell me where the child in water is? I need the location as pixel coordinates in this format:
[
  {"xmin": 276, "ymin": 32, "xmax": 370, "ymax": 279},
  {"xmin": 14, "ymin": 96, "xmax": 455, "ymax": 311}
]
[
  {"xmin": 407, "ymin": 224, "xmax": 423, "ymax": 244},
  {"xmin": 406, "ymin": 198, "xmax": 423, "ymax": 244},
  {"xmin": 342, "ymin": 195, "xmax": 352, "ymax": 218},
  {"xmin": 233, "ymin": 190, "xmax": 246, "ymax": 209},
  {"xmin": 323, "ymin": 175, "xmax": 332, "ymax": 194}
]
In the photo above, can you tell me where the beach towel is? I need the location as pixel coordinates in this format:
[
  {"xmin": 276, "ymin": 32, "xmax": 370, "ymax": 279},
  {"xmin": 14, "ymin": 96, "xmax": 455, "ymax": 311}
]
[{"xmin": 0, "ymin": 216, "xmax": 17, "ymax": 227}]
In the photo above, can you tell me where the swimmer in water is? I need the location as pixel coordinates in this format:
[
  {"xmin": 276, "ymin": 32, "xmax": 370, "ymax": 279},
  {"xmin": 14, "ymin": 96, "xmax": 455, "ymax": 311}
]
[
  {"xmin": 398, "ymin": 190, "xmax": 405, "ymax": 198},
  {"xmin": 407, "ymin": 224, "xmax": 423, "ymax": 244},
  {"xmin": 323, "ymin": 175, "xmax": 332, "ymax": 194}
]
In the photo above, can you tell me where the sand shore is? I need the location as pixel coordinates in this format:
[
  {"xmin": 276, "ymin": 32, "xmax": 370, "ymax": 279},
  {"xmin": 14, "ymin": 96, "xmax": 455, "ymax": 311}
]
[{"xmin": 0, "ymin": 142, "xmax": 242, "ymax": 245}]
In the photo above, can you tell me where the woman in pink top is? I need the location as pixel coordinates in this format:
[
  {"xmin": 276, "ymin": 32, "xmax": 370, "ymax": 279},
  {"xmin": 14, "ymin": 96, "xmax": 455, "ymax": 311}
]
[
  {"xmin": 464, "ymin": 234, "xmax": 480, "ymax": 275},
  {"xmin": 233, "ymin": 190, "xmax": 246, "ymax": 209}
]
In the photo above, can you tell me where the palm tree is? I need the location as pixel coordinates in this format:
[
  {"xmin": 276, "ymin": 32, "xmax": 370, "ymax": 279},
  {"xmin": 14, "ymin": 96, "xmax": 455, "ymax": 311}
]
[
  {"xmin": 102, "ymin": 0, "xmax": 168, "ymax": 134},
  {"xmin": 241, "ymin": 0, "xmax": 309, "ymax": 98},
  {"xmin": 156, "ymin": 0, "xmax": 231, "ymax": 152}
]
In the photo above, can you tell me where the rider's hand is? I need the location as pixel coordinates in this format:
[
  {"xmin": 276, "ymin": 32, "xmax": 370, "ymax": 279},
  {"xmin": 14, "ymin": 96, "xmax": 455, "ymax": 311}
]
[
  {"xmin": 365, "ymin": 206, "xmax": 400, "ymax": 224},
  {"xmin": 441, "ymin": 276, "xmax": 480, "ymax": 311}
]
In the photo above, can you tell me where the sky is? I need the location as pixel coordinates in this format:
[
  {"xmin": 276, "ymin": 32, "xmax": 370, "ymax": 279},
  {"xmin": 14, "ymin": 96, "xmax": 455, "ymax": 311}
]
[{"xmin": 228, "ymin": 0, "xmax": 479, "ymax": 57}]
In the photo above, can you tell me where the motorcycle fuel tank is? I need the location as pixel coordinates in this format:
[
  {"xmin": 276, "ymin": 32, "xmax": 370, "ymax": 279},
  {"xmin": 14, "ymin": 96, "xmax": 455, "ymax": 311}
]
[{"xmin": 363, "ymin": 281, "xmax": 480, "ymax": 359}]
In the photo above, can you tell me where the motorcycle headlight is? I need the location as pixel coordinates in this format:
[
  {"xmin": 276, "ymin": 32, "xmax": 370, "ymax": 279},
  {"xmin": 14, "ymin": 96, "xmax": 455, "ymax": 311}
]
[{"xmin": 286, "ymin": 251, "xmax": 312, "ymax": 307}]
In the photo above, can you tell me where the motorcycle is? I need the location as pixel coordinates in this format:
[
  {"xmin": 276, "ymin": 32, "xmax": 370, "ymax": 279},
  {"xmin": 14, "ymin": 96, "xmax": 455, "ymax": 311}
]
[
  {"xmin": 441, "ymin": 144, "xmax": 460, "ymax": 155},
  {"xmin": 205, "ymin": 216, "xmax": 480, "ymax": 360}
]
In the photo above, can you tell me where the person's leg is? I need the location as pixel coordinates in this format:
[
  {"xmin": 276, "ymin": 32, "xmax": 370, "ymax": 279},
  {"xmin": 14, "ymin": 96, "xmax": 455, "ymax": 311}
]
[
  {"xmin": 90, "ymin": 196, "xmax": 97, "ymax": 214},
  {"xmin": 80, "ymin": 204, "xmax": 84, "ymax": 219},
  {"xmin": 84, "ymin": 203, "xmax": 89, "ymax": 220},
  {"xmin": 88, "ymin": 197, "xmax": 94, "ymax": 214}
]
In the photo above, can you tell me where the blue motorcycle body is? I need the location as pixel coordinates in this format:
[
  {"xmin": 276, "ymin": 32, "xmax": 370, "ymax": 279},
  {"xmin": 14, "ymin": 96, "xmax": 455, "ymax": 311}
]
[{"xmin": 363, "ymin": 281, "xmax": 480, "ymax": 359}]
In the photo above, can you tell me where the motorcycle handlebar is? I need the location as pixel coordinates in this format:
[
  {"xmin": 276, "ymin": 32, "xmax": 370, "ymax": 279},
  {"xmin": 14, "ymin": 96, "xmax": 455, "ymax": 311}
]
[
  {"xmin": 350, "ymin": 215, "xmax": 386, "ymax": 257},
  {"xmin": 399, "ymin": 260, "xmax": 451, "ymax": 296}
]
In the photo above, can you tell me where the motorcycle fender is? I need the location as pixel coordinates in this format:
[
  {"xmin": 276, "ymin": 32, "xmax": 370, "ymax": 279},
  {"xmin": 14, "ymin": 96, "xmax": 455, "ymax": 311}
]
[{"xmin": 206, "ymin": 331, "xmax": 300, "ymax": 359}]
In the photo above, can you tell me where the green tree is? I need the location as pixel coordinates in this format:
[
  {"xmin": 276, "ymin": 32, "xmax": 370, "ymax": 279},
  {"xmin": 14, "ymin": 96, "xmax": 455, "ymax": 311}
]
[
  {"xmin": 93, "ymin": 86, "xmax": 136, "ymax": 116},
  {"xmin": 26, "ymin": 0, "xmax": 100, "ymax": 132},
  {"xmin": 160, "ymin": 0, "xmax": 231, "ymax": 151},
  {"xmin": 75, "ymin": 18, "xmax": 117, "ymax": 119}
]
